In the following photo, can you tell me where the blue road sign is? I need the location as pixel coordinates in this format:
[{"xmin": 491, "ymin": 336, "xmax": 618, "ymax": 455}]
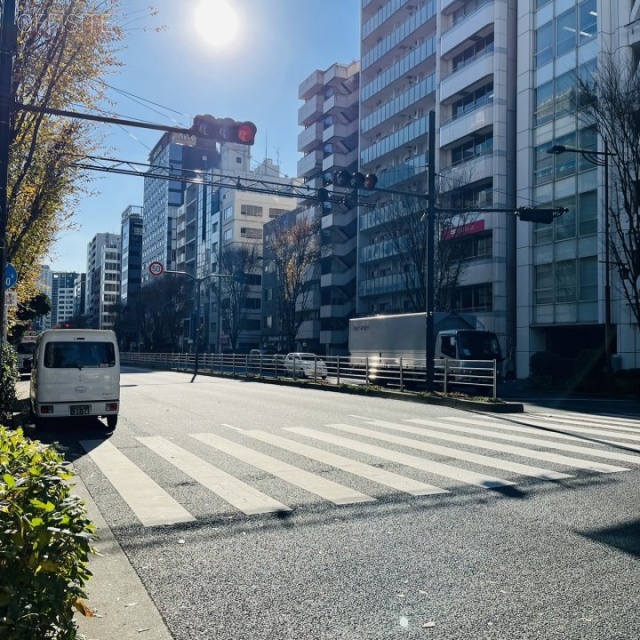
[{"xmin": 4, "ymin": 263, "xmax": 18, "ymax": 290}]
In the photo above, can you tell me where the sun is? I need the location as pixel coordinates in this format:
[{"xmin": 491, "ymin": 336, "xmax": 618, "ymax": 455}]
[{"xmin": 194, "ymin": 0, "xmax": 239, "ymax": 48}]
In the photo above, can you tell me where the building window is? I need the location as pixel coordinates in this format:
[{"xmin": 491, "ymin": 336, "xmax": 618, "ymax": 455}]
[
  {"xmin": 451, "ymin": 133, "xmax": 493, "ymax": 166},
  {"xmin": 240, "ymin": 204, "xmax": 263, "ymax": 217},
  {"xmin": 224, "ymin": 205, "xmax": 233, "ymax": 220},
  {"xmin": 240, "ymin": 227, "xmax": 263, "ymax": 239},
  {"xmin": 269, "ymin": 208, "xmax": 287, "ymax": 219},
  {"xmin": 454, "ymin": 283, "xmax": 493, "ymax": 312},
  {"xmin": 223, "ymin": 228, "xmax": 233, "ymax": 242}
]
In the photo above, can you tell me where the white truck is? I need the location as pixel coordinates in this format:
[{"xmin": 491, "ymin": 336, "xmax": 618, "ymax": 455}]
[
  {"xmin": 348, "ymin": 312, "xmax": 502, "ymax": 387},
  {"xmin": 15, "ymin": 330, "xmax": 39, "ymax": 373}
]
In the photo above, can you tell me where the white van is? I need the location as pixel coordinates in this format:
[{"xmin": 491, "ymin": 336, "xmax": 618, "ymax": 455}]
[{"xmin": 30, "ymin": 329, "xmax": 120, "ymax": 429}]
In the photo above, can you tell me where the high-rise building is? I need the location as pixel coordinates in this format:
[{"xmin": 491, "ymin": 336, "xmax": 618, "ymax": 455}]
[
  {"xmin": 120, "ymin": 205, "xmax": 144, "ymax": 305},
  {"xmin": 85, "ymin": 233, "xmax": 121, "ymax": 329},
  {"xmin": 141, "ymin": 133, "xmax": 220, "ymax": 284},
  {"xmin": 51, "ymin": 272, "xmax": 79, "ymax": 327},
  {"xmin": 297, "ymin": 61, "xmax": 360, "ymax": 355},
  {"xmin": 356, "ymin": 0, "xmax": 516, "ymax": 365}
]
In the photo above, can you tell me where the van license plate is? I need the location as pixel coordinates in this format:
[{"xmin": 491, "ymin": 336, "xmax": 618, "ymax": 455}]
[{"xmin": 70, "ymin": 405, "xmax": 91, "ymax": 416}]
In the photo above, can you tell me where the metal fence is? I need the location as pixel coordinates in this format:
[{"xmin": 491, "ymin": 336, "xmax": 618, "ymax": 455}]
[{"xmin": 121, "ymin": 352, "xmax": 499, "ymax": 398}]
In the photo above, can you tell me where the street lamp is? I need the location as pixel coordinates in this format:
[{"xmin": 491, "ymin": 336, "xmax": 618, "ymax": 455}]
[{"xmin": 547, "ymin": 141, "xmax": 615, "ymax": 380}]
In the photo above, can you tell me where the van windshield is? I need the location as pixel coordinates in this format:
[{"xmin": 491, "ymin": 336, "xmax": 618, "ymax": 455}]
[
  {"xmin": 17, "ymin": 342, "xmax": 36, "ymax": 354},
  {"xmin": 44, "ymin": 342, "xmax": 116, "ymax": 369},
  {"xmin": 457, "ymin": 332, "xmax": 501, "ymax": 360}
]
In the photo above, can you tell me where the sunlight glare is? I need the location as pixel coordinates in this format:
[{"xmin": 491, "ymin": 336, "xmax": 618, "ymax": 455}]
[{"xmin": 194, "ymin": 0, "xmax": 239, "ymax": 47}]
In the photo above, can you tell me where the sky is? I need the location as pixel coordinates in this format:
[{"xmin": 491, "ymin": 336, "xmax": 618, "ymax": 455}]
[{"xmin": 46, "ymin": 0, "xmax": 361, "ymax": 272}]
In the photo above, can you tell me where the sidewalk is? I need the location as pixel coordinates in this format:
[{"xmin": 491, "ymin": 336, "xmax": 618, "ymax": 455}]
[{"xmin": 72, "ymin": 477, "xmax": 173, "ymax": 640}]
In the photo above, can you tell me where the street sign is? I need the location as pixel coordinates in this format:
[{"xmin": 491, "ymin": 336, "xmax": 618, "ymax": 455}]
[
  {"xmin": 4, "ymin": 263, "xmax": 17, "ymax": 289},
  {"xmin": 4, "ymin": 290, "xmax": 17, "ymax": 307},
  {"xmin": 148, "ymin": 261, "xmax": 164, "ymax": 277}
]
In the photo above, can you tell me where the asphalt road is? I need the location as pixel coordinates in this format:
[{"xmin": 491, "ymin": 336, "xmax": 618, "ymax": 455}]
[{"xmin": 22, "ymin": 369, "xmax": 640, "ymax": 639}]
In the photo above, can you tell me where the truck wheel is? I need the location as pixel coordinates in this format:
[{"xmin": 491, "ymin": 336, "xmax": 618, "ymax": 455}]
[{"xmin": 106, "ymin": 415, "xmax": 118, "ymax": 429}]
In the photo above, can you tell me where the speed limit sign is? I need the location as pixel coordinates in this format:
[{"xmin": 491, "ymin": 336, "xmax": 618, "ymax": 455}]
[{"xmin": 148, "ymin": 261, "xmax": 164, "ymax": 277}]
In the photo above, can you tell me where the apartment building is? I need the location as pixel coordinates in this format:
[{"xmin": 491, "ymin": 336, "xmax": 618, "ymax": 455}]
[
  {"xmin": 297, "ymin": 61, "xmax": 360, "ymax": 355},
  {"xmin": 356, "ymin": 0, "xmax": 517, "ymax": 365}
]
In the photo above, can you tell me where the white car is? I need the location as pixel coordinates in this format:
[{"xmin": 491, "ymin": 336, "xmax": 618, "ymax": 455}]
[{"xmin": 283, "ymin": 353, "xmax": 328, "ymax": 379}]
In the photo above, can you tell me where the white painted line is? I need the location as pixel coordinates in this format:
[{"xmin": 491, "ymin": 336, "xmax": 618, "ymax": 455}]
[
  {"xmin": 405, "ymin": 418, "xmax": 632, "ymax": 471},
  {"xmin": 335, "ymin": 420, "xmax": 572, "ymax": 481},
  {"xmin": 244, "ymin": 430, "xmax": 448, "ymax": 496},
  {"xmin": 530, "ymin": 413, "xmax": 640, "ymax": 429},
  {"xmin": 191, "ymin": 433, "xmax": 374, "ymax": 506},
  {"xmin": 138, "ymin": 436, "xmax": 290, "ymax": 516},
  {"xmin": 80, "ymin": 440, "xmax": 195, "ymax": 527},
  {"xmin": 290, "ymin": 426, "xmax": 515, "ymax": 489}
]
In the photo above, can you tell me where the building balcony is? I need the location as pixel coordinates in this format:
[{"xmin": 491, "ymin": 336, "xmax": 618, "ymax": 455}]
[
  {"xmin": 323, "ymin": 120, "xmax": 358, "ymax": 144},
  {"xmin": 358, "ymin": 272, "xmax": 415, "ymax": 297},
  {"xmin": 440, "ymin": 102, "xmax": 494, "ymax": 147},
  {"xmin": 321, "ymin": 265, "xmax": 356, "ymax": 289},
  {"xmin": 298, "ymin": 95, "xmax": 323, "ymax": 127},
  {"xmin": 322, "ymin": 148, "xmax": 358, "ymax": 172},
  {"xmin": 441, "ymin": 2, "xmax": 494, "ymax": 57},
  {"xmin": 440, "ymin": 50, "xmax": 495, "ymax": 103},
  {"xmin": 440, "ymin": 151, "xmax": 494, "ymax": 186},
  {"xmin": 323, "ymin": 93, "xmax": 355, "ymax": 114},
  {"xmin": 320, "ymin": 302, "xmax": 355, "ymax": 319},
  {"xmin": 298, "ymin": 69, "xmax": 324, "ymax": 101},
  {"xmin": 297, "ymin": 150, "xmax": 323, "ymax": 177},
  {"xmin": 360, "ymin": 115, "xmax": 429, "ymax": 167},
  {"xmin": 298, "ymin": 122, "xmax": 323, "ymax": 153}
]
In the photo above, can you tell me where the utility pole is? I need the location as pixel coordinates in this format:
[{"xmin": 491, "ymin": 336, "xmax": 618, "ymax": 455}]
[
  {"xmin": 425, "ymin": 110, "xmax": 436, "ymax": 392},
  {"xmin": 0, "ymin": 0, "xmax": 17, "ymax": 366}
]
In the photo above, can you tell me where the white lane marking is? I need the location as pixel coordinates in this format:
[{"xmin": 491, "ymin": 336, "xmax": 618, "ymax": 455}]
[
  {"xmin": 289, "ymin": 426, "xmax": 515, "ymax": 489},
  {"xmin": 220, "ymin": 423, "xmax": 244, "ymax": 432},
  {"xmin": 527, "ymin": 413, "xmax": 640, "ymax": 430},
  {"xmin": 334, "ymin": 420, "xmax": 572, "ymax": 481},
  {"xmin": 244, "ymin": 430, "xmax": 448, "ymax": 496},
  {"xmin": 405, "ymin": 418, "xmax": 632, "ymax": 470},
  {"xmin": 80, "ymin": 440, "xmax": 195, "ymax": 527},
  {"xmin": 191, "ymin": 433, "xmax": 374, "ymax": 506},
  {"xmin": 477, "ymin": 416, "xmax": 640, "ymax": 443},
  {"xmin": 138, "ymin": 436, "xmax": 290, "ymax": 516}
]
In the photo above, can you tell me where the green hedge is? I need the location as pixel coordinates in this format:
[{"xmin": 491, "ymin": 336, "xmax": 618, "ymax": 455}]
[
  {"xmin": 0, "ymin": 345, "xmax": 18, "ymax": 425},
  {"xmin": 0, "ymin": 427, "xmax": 96, "ymax": 640}
]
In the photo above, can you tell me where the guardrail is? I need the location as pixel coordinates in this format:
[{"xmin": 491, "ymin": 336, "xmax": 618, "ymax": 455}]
[{"xmin": 121, "ymin": 352, "xmax": 498, "ymax": 399}]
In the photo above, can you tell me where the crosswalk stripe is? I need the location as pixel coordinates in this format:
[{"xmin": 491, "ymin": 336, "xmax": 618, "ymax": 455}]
[
  {"xmin": 332, "ymin": 420, "xmax": 572, "ymax": 481},
  {"xmin": 244, "ymin": 430, "xmax": 448, "ymax": 496},
  {"xmin": 445, "ymin": 415, "xmax": 640, "ymax": 451},
  {"xmin": 289, "ymin": 426, "xmax": 515, "ymax": 489},
  {"xmin": 405, "ymin": 418, "xmax": 634, "ymax": 469},
  {"xmin": 191, "ymin": 433, "xmax": 375, "ymax": 505},
  {"xmin": 80, "ymin": 440, "xmax": 195, "ymax": 527},
  {"xmin": 137, "ymin": 437, "xmax": 290, "ymax": 516},
  {"xmin": 528, "ymin": 413, "xmax": 640, "ymax": 429},
  {"xmin": 484, "ymin": 416, "xmax": 640, "ymax": 443}
]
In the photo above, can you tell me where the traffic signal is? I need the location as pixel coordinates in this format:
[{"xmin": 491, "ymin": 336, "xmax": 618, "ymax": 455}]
[
  {"xmin": 191, "ymin": 115, "xmax": 257, "ymax": 146},
  {"xmin": 517, "ymin": 208, "xmax": 555, "ymax": 224},
  {"xmin": 332, "ymin": 170, "xmax": 378, "ymax": 190}
]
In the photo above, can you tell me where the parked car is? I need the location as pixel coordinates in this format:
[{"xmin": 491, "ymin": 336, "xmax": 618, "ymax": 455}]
[
  {"xmin": 249, "ymin": 348, "xmax": 277, "ymax": 365},
  {"xmin": 283, "ymin": 352, "xmax": 328, "ymax": 379}
]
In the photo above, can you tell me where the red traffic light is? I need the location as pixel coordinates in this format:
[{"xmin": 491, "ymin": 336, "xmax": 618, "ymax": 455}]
[
  {"xmin": 192, "ymin": 115, "xmax": 257, "ymax": 146},
  {"xmin": 332, "ymin": 170, "xmax": 378, "ymax": 190}
]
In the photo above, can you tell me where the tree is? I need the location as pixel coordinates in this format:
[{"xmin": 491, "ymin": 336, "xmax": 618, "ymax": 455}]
[
  {"xmin": 6, "ymin": 1, "xmax": 158, "ymax": 326},
  {"xmin": 264, "ymin": 213, "xmax": 321, "ymax": 351},
  {"xmin": 8, "ymin": 291, "xmax": 50, "ymax": 342},
  {"xmin": 577, "ymin": 52, "xmax": 640, "ymax": 327},
  {"xmin": 376, "ymin": 190, "xmax": 477, "ymax": 312},
  {"xmin": 137, "ymin": 277, "xmax": 192, "ymax": 351},
  {"xmin": 215, "ymin": 245, "xmax": 262, "ymax": 351}
]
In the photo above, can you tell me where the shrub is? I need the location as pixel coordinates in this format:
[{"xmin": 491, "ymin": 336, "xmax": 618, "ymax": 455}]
[
  {"xmin": 0, "ymin": 345, "xmax": 19, "ymax": 425},
  {"xmin": 0, "ymin": 428, "xmax": 96, "ymax": 640}
]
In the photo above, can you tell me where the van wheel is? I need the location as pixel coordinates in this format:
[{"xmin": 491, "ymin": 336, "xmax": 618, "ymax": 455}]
[{"xmin": 106, "ymin": 415, "xmax": 118, "ymax": 429}]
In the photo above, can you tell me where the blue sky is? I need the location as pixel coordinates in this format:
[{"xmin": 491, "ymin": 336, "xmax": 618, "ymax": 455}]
[{"xmin": 47, "ymin": 0, "xmax": 360, "ymax": 272}]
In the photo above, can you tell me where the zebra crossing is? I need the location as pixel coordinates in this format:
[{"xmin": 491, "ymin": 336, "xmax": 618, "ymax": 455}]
[{"xmin": 79, "ymin": 411, "xmax": 640, "ymax": 527}]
